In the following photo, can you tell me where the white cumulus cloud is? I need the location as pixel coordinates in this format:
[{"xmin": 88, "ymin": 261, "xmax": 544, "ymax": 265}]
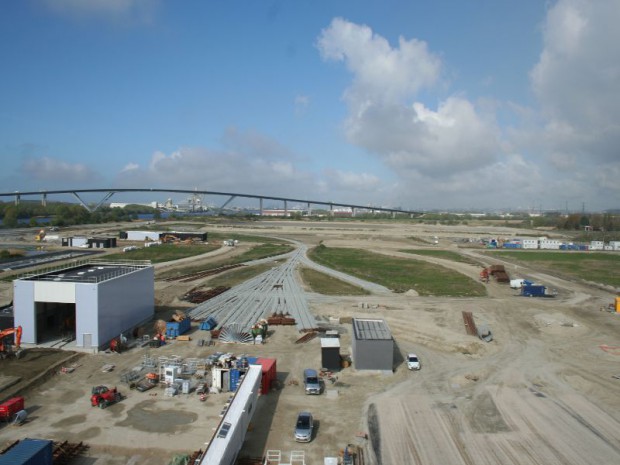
[
  {"xmin": 317, "ymin": 18, "xmax": 503, "ymax": 180},
  {"xmin": 41, "ymin": 0, "xmax": 160, "ymax": 23},
  {"xmin": 317, "ymin": 8, "xmax": 620, "ymax": 211},
  {"xmin": 318, "ymin": 17, "xmax": 441, "ymax": 106},
  {"xmin": 21, "ymin": 156, "xmax": 100, "ymax": 184},
  {"xmin": 530, "ymin": 0, "xmax": 620, "ymax": 165}
]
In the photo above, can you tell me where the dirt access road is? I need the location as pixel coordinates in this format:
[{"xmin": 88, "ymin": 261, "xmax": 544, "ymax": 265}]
[{"xmin": 1, "ymin": 219, "xmax": 619, "ymax": 465}]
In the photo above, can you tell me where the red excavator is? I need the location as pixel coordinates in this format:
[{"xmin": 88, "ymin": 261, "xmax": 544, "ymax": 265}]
[{"xmin": 0, "ymin": 326, "xmax": 23, "ymax": 359}]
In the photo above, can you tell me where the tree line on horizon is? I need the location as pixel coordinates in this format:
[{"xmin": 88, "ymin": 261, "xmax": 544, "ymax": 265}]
[{"xmin": 0, "ymin": 200, "xmax": 618, "ymax": 235}]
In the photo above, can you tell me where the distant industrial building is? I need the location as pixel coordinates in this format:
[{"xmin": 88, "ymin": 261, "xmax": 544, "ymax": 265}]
[
  {"xmin": 119, "ymin": 230, "xmax": 208, "ymax": 242},
  {"xmin": 13, "ymin": 259, "xmax": 154, "ymax": 351},
  {"xmin": 62, "ymin": 236, "xmax": 117, "ymax": 248},
  {"xmin": 351, "ymin": 318, "xmax": 394, "ymax": 371}
]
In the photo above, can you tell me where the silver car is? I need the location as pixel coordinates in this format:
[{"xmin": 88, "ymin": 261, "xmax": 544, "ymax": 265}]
[{"xmin": 294, "ymin": 411, "xmax": 314, "ymax": 442}]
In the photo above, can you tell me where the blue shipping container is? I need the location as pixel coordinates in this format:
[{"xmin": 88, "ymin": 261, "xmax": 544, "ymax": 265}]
[
  {"xmin": 0, "ymin": 438, "xmax": 53, "ymax": 465},
  {"xmin": 521, "ymin": 285, "xmax": 547, "ymax": 297},
  {"xmin": 166, "ymin": 318, "xmax": 191, "ymax": 338}
]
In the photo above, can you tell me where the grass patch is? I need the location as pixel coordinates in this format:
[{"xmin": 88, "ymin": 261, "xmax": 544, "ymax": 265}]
[
  {"xmin": 300, "ymin": 267, "xmax": 370, "ymax": 296},
  {"xmin": 206, "ymin": 262, "xmax": 280, "ymax": 288},
  {"xmin": 491, "ymin": 251, "xmax": 620, "ymax": 287},
  {"xmin": 399, "ymin": 249, "xmax": 479, "ymax": 264},
  {"xmin": 207, "ymin": 232, "xmax": 286, "ymax": 244},
  {"xmin": 157, "ymin": 243, "xmax": 294, "ymax": 280},
  {"xmin": 406, "ymin": 236, "xmax": 433, "ymax": 244},
  {"xmin": 104, "ymin": 244, "xmax": 220, "ymax": 264},
  {"xmin": 236, "ymin": 243, "xmax": 294, "ymax": 261},
  {"xmin": 308, "ymin": 245, "xmax": 486, "ymax": 297}
]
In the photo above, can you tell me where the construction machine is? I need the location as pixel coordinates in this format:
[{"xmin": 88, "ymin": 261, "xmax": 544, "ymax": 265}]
[
  {"xmin": 0, "ymin": 326, "xmax": 23, "ymax": 359},
  {"xmin": 34, "ymin": 229, "xmax": 46, "ymax": 241},
  {"xmin": 90, "ymin": 386, "xmax": 122, "ymax": 409},
  {"xmin": 161, "ymin": 234, "xmax": 180, "ymax": 244}
]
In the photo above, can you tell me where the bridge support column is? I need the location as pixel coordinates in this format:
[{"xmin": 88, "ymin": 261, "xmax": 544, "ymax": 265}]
[
  {"xmin": 218, "ymin": 195, "xmax": 237, "ymax": 215},
  {"xmin": 259, "ymin": 198, "xmax": 263, "ymax": 216}
]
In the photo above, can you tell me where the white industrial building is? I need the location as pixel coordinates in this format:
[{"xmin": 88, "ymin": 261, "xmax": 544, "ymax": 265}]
[
  {"xmin": 124, "ymin": 230, "xmax": 161, "ymax": 241},
  {"xmin": 12, "ymin": 259, "xmax": 154, "ymax": 350}
]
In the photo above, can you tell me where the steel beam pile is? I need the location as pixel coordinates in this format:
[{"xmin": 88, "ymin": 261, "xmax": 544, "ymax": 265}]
[{"xmin": 189, "ymin": 247, "xmax": 318, "ymax": 333}]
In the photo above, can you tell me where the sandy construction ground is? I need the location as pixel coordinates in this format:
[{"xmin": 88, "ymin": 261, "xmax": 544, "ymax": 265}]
[{"xmin": 0, "ymin": 219, "xmax": 619, "ymax": 465}]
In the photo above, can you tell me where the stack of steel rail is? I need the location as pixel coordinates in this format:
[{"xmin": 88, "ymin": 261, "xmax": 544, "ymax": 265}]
[{"xmin": 189, "ymin": 247, "xmax": 318, "ymax": 333}]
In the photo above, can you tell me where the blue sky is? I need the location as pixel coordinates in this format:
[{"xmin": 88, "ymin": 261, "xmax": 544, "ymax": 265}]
[{"xmin": 1, "ymin": 0, "xmax": 618, "ymax": 212}]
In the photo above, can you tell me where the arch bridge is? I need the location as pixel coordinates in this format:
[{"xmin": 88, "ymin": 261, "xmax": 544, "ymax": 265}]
[{"xmin": 0, "ymin": 188, "xmax": 421, "ymax": 218}]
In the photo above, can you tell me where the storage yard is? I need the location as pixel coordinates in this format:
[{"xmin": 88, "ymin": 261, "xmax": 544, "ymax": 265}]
[{"xmin": 0, "ymin": 219, "xmax": 619, "ymax": 465}]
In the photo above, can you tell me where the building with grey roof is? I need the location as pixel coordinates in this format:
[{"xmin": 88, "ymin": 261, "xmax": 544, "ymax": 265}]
[
  {"xmin": 12, "ymin": 259, "xmax": 154, "ymax": 351},
  {"xmin": 351, "ymin": 318, "xmax": 394, "ymax": 371}
]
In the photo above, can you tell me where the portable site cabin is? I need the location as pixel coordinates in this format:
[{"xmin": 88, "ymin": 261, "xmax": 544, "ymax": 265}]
[
  {"xmin": 198, "ymin": 365, "xmax": 261, "ymax": 465},
  {"xmin": 321, "ymin": 337, "xmax": 341, "ymax": 371},
  {"xmin": 522, "ymin": 238, "xmax": 539, "ymax": 249},
  {"xmin": 351, "ymin": 318, "xmax": 394, "ymax": 371}
]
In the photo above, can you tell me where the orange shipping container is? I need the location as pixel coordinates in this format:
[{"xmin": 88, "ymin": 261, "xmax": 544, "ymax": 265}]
[
  {"xmin": 615, "ymin": 297, "xmax": 620, "ymax": 313},
  {"xmin": 255, "ymin": 357, "xmax": 277, "ymax": 395}
]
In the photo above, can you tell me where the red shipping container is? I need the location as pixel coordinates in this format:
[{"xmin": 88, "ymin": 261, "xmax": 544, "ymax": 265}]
[
  {"xmin": 254, "ymin": 358, "xmax": 277, "ymax": 395},
  {"xmin": 0, "ymin": 396, "xmax": 25, "ymax": 421}
]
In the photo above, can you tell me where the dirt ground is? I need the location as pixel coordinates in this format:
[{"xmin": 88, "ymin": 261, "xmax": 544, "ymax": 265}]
[{"xmin": 1, "ymin": 220, "xmax": 619, "ymax": 465}]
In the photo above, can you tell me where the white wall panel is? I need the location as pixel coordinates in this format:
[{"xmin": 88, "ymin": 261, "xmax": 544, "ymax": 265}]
[{"xmin": 34, "ymin": 281, "xmax": 76, "ymax": 303}]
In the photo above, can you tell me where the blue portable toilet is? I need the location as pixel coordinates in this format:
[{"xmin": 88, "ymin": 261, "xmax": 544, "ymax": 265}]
[{"xmin": 229, "ymin": 368, "xmax": 241, "ymax": 391}]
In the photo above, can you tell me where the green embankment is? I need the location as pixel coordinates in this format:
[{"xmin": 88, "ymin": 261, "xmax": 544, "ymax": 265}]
[{"xmin": 308, "ymin": 245, "xmax": 486, "ymax": 296}]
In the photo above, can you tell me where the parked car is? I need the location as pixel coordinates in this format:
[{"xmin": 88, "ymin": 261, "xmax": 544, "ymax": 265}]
[
  {"xmin": 303, "ymin": 368, "xmax": 321, "ymax": 395},
  {"xmin": 407, "ymin": 353, "xmax": 421, "ymax": 370},
  {"xmin": 294, "ymin": 411, "xmax": 314, "ymax": 442}
]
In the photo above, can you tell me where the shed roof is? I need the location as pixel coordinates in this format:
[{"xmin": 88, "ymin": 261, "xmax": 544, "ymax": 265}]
[
  {"xmin": 320, "ymin": 337, "xmax": 341, "ymax": 348},
  {"xmin": 352, "ymin": 318, "xmax": 392, "ymax": 341},
  {"xmin": 19, "ymin": 260, "xmax": 151, "ymax": 284}
]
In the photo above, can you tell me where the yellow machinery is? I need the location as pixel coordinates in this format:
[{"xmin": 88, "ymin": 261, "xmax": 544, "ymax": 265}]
[{"xmin": 35, "ymin": 229, "xmax": 46, "ymax": 241}]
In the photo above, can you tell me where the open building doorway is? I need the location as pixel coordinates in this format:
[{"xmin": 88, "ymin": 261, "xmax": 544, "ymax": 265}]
[{"xmin": 34, "ymin": 302, "xmax": 76, "ymax": 344}]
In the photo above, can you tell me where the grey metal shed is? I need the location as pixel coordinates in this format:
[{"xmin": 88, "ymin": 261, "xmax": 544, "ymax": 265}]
[{"xmin": 351, "ymin": 318, "xmax": 394, "ymax": 371}]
